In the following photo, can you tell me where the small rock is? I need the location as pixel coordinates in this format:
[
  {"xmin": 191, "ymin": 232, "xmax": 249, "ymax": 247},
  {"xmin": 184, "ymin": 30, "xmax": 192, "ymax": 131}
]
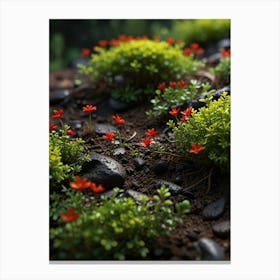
[
  {"xmin": 125, "ymin": 189, "xmax": 148, "ymax": 205},
  {"xmin": 217, "ymin": 38, "xmax": 230, "ymax": 50},
  {"xmin": 193, "ymin": 228, "xmax": 201, "ymax": 234},
  {"xmin": 155, "ymin": 180, "xmax": 182, "ymax": 195},
  {"xmin": 153, "ymin": 161, "xmax": 169, "ymax": 175},
  {"xmin": 197, "ymin": 238, "xmax": 225, "ymax": 260},
  {"xmin": 69, "ymin": 57, "xmax": 88, "ymax": 70},
  {"xmin": 133, "ymin": 157, "xmax": 146, "ymax": 170},
  {"xmin": 202, "ymin": 198, "xmax": 225, "ymax": 220},
  {"xmin": 186, "ymin": 231, "xmax": 198, "ymax": 242},
  {"xmin": 81, "ymin": 152, "xmax": 126, "ymax": 189},
  {"xmin": 207, "ymin": 52, "xmax": 222, "ymax": 64},
  {"xmin": 68, "ymin": 120, "xmax": 83, "ymax": 130},
  {"xmin": 212, "ymin": 87, "xmax": 230, "ymax": 100},
  {"xmin": 109, "ymin": 98, "xmax": 131, "ymax": 112},
  {"xmin": 113, "ymin": 147, "xmax": 126, "ymax": 156},
  {"xmin": 114, "ymin": 75, "xmax": 125, "ymax": 84},
  {"xmin": 212, "ymin": 221, "xmax": 230, "ymax": 239},
  {"xmin": 101, "ymin": 190, "xmax": 115, "ymax": 199},
  {"xmin": 94, "ymin": 124, "xmax": 117, "ymax": 136},
  {"xmin": 50, "ymin": 89, "xmax": 70, "ymax": 105}
]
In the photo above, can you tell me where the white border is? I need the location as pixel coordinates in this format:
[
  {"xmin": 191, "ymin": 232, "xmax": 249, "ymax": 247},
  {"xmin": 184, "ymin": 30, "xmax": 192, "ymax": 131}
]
[{"xmin": 0, "ymin": 0, "xmax": 279, "ymax": 280}]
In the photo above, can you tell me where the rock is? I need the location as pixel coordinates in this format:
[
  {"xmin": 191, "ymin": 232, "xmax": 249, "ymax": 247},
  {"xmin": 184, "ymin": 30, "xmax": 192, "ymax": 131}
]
[
  {"xmin": 82, "ymin": 152, "xmax": 126, "ymax": 189},
  {"xmin": 133, "ymin": 157, "xmax": 146, "ymax": 170},
  {"xmin": 207, "ymin": 52, "xmax": 222, "ymax": 64},
  {"xmin": 109, "ymin": 97, "xmax": 131, "ymax": 112},
  {"xmin": 69, "ymin": 57, "xmax": 88, "ymax": 70},
  {"xmin": 94, "ymin": 124, "xmax": 117, "ymax": 136},
  {"xmin": 217, "ymin": 38, "xmax": 230, "ymax": 50},
  {"xmin": 68, "ymin": 120, "xmax": 83, "ymax": 130},
  {"xmin": 114, "ymin": 75, "xmax": 125, "ymax": 84},
  {"xmin": 155, "ymin": 180, "xmax": 182, "ymax": 195},
  {"xmin": 212, "ymin": 221, "xmax": 230, "ymax": 239},
  {"xmin": 212, "ymin": 87, "xmax": 230, "ymax": 100},
  {"xmin": 193, "ymin": 228, "xmax": 201, "ymax": 234},
  {"xmin": 125, "ymin": 189, "xmax": 148, "ymax": 205},
  {"xmin": 153, "ymin": 160, "xmax": 169, "ymax": 175},
  {"xmin": 113, "ymin": 147, "xmax": 126, "ymax": 156},
  {"xmin": 197, "ymin": 238, "xmax": 225, "ymax": 260},
  {"xmin": 101, "ymin": 189, "xmax": 115, "ymax": 199},
  {"xmin": 50, "ymin": 89, "xmax": 70, "ymax": 105},
  {"xmin": 202, "ymin": 198, "xmax": 226, "ymax": 220},
  {"xmin": 185, "ymin": 231, "xmax": 198, "ymax": 242}
]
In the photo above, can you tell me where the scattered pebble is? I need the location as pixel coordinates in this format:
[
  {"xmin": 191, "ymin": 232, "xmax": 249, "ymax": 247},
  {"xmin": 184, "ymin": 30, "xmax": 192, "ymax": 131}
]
[
  {"xmin": 212, "ymin": 221, "xmax": 230, "ymax": 239},
  {"xmin": 202, "ymin": 198, "xmax": 226, "ymax": 220},
  {"xmin": 197, "ymin": 238, "xmax": 225, "ymax": 260},
  {"xmin": 94, "ymin": 124, "xmax": 116, "ymax": 136},
  {"xmin": 133, "ymin": 157, "xmax": 146, "ymax": 170}
]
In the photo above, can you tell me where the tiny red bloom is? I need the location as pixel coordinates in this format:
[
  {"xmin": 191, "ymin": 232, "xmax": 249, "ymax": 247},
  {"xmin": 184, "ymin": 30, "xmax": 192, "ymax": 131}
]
[
  {"xmin": 141, "ymin": 138, "xmax": 153, "ymax": 147},
  {"xmin": 181, "ymin": 107, "xmax": 193, "ymax": 117},
  {"xmin": 51, "ymin": 109, "xmax": 64, "ymax": 119},
  {"xmin": 195, "ymin": 47, "xmax": 204, "ymax": 55},
  {"xmin": 118, "ymin": 34, "xmax": 127, "ymax": 42},
  {"xmin": 66, "ymin": 129, "xmax": 74, "ymax": 136},
  {"xmin": 49, "ymin": 124, "xmax": 57, "ymax": 132},
  {"xmin": 220, "ymin": 49, "xmax": 230, "ymax": 57},
  {"xmin": 180, "ymin": 115, "xmax": 189, "ymax": 122},
  {"xmin": 81, "ymin": 48, "xmax": 91, "ymax": 57},
  {"xmin": 153, "ymin": 35, "xmax": 160, "ymax": 41},
  {"xmin": 183, "ymin": 48, "xmax": 192, "ymax": 56},
  {"xmin": 103, "ymin": 132, "xmax": 116, "ymax": 141},
  {"xmin": 178, "ymin": 80, "xmax": 187, "ymax": 89},
  {"xmin": 69, "ymin": 176, "xmax": 92, "ymax": 190},
  {"xmin": 145, "ymin": 128, "xmax": 158, "ymax": 137},
  {"xmin": 169, "ymin": 108, "xmax": 180, "ymax": 117},
  {"xmin": 98, "ymin": 40, "xmax": 107, "ymax": 47},
  {"xmin": 157, "ymin": 82, "xmax": 166, "ymax": 91},
  {"xmin": 109, "ymin": 38, "xmax": 120, "ymax": 46},
  {"xmin": 89, "ymin": 182, "xmax": 105, "ymax": 193},
  {"xmin": 82, "ymin": 105, "xmax": 97, "ymax": 113},
  {"xmin": 189, "ymin": 144, "xmax": 203, "ymax": 154},
  {"xmin": 190, "ymin": 43, "xmax": 199, "ymax": 49},
  {"xmin": 166, "ymin": 37, "xmax": 175, "ymax": 45},
  {"xmin": 60, "ymin": 208, "xmax": 80, "ymax": 222},
  {"xmin": 112, "ymin": 115, "xmax": 125, "ymax": 125},
  {"xmin": 169, "ymin": 81, "xmax": 177, "ymax": 88}
]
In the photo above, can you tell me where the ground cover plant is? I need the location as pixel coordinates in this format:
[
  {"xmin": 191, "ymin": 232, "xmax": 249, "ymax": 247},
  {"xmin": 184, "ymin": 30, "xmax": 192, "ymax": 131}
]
[{"xmin": 50, "ymin": 19, "xmax": 231, "ymax": 261}]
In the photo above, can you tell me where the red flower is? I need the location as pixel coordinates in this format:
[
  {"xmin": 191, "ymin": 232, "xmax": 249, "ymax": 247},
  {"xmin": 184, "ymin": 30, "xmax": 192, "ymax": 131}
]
[
  {"xmin": 69, "ymin": 176, "xmax": 92, "ymax": 190},
  {"xmin": 181, "ymin": 107, "xmax": 193, "ymax": 117},
  {"xmin": 178, "ymin": 80, "xmax": 187, "ymax": 89},
  {"xmin": 81, "ymin": 48, "xmax": 91, "ymax": 57},
  {"xmin": 112, "ymin": 115, "xmax": 125, "ymax": 125},
  {"xmin": 157, "ymin": 82, "xmax": 166, "ymax": 91},
  {"xmin": 183, "ymin": 48, "xmax": 192, "ymax": 56},
  {"xmin": 51, "ymin": 109, "xmax": 64, "ymax": 119},
  {"xmin": 166, "ymin": 37, "xmax": 175, "ymax": 45},
  {"xmin": 169, "ymin": 108, "xmax": 180, "ymax": 117},
  {"xmin": 82, "ymin": 105, "xmax": 97, "ymax": 113},
  {"xmin": 109, "ymin": 38, "xmax": 120, "ymax": 46},
  {"xmin": 220, "ymin": 49, "xmax": 230, "ymax": 57},
  {"xmin": 169, "ymin": 81, "xmax": 177, "ymax": 88},
  {"xmin": 98, "ymin": 40, "xmax": 107, "ymax": 47},
  {"xmin": 49, "ymin": 124, "xmax": 57, "ymax": 132},
  {"xmin": 60, "ymin": 208, "xmax": 80, "ymax": 222},
  {"xmin": 195, "ymin": 47, "xmax": 204, "ymax": 55},
  {"xmin": 145, "ymin": 128, "xmax": 158, "ymax": 137},
  {"xmin": 189, "ymin": 144, "xmax": 203, "ymax": 154},
  {"xmin": 103, "ymin": 132, "xmax": 116, "ymax": 141},
  {"xmin": 180, "ymin": 115, "xmax": 189, "ymax": 122},
  {"xmin": 153, "ymin": 35, "xmax": 160, "ymax": 41},
  {"xmin": 190, "ymin": 43, "xmax": 199, "ymax": 49},
  {"xmin": 141, "ymin": 138, "xmax": 153, "ymax": 147},
  {"xmin": 89, "ymin": 183, "xmax": 105, "ymax": 193},
  {"xmin": 66, "ymin": 129, "xmax": 74, "ymax": 136},
  {"xmin": 177, "ymin": 39, "xmax": 185, "ymax": 46}
]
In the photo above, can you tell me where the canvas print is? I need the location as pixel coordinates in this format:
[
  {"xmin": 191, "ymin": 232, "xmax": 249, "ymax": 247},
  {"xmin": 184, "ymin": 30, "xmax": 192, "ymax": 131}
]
[{"xmin": 49, "ymin": 19, "xmax": 230, "ymax": 261}]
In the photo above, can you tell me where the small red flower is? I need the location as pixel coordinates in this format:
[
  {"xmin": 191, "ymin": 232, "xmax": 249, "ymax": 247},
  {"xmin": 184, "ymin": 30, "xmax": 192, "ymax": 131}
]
[
  {"xmin": 190, "ymin": 43, "xmax": 199, "ymax": 49},
  {"xmin": 169, "ymin": 81, "xmax": 177, "ymax": 88},
  {"xmin": 195, "ymin": 47, "xmax": 204, "ymax": 55},
  {"xmin": 89, "ymin": 183, "xmax": 105, "ymax": 193},
  {"xmin": 49, "ymin": 124, "xmax": 57, "ymax": 132},
  {"xmin": 98, "ymin": 40, "xmax": 107, "ymax": 47},
  {"xmin": 109, "ymin": 38, "xmax": 120, "ymax": 46},
  {"xmin": 82, "ymin": 105, "xmax": 97, "ymax": 113},
  {"xmin": 166, "ymin": 37, "xmax": 175, "ymax": 45},
  {"xmin": 180, "ymin": 115, "xmax": 189, "ymax": 122},
  {"xmin": 220, "ymin": 49, "xmax": 230, "ymax": 57},
  {"xmin": 178, "ymin": 80, "xmax": 187, "ymax": 89},
  {"xmin": 177, "ymin": 39, "xmax": 185, "ymax": 46},
  {"xmin": 141, "ymin": 138, "xmax": 153, "ymax": 147},
  {"xmin": 69, "ymin": 176, "xmax": 92, "ymax": 190},
  {"xmin": 81, "ymin": 48, "xmax": 91, "ymax": 57},
  {"xmin": 145, "ymin": 128, "xmax": 158, "ymax": 137},
  {"xmin": 112, "ymin": 115, "xmax": 125, "ymax": 125},
  {"xmin": 51, "ymin": 109, "xmax": 64, "ymax": 119},
  {"xmin": 60, "ymin": 208, "xmax": 80, "ymax": 222},
  {"xmin": 66, "ymin": 129, "xmax": 74, "ymax": 136},
  {"xmin": 153, "ymin": 35, "xmax": 160, "ymax": 41},
  {"xmin": 103, "ymin": 132, "xmax": 116, "ymax": 141},
  {"xmin": 183, "ymin": 48, "xmax": 192, "ymax": 56},
  {"xmin": 189, "ymin": 144, "xmax": 203, "ymax": 154},
  {"xmin": 157, "ymin": 82, "xmax": 166, "ymax": 91},
  {"xmin": 169, "ymin": 108, "xmax": 180, "ymax": 117},
  {"xmin": 181, "ymin": 107, "xmax": 193, "ymax": 117}
]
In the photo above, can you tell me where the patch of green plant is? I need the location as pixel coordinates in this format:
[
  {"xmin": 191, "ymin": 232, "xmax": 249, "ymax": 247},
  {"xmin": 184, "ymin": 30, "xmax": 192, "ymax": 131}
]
[
  {"xmin": 147, "ymin": 80, "xmax": 215, "ymax": 118},
  {"xmin": 49, "ymin": 125, "xmax": 89, "ymax": 188},
  {"xmin": 210, "ymin": 57, "xmax": 230, "ymax": 86},
  {"xmin": 167, "ymin": 92, "xmax": 230, "ymax": 170},
  {"xmin": 50, "ymin": 185, "xmax": 190, "ymax": 260},
  {"xmin": 78, "ymin": 39, "xmax": 203, "ymax": 98}
]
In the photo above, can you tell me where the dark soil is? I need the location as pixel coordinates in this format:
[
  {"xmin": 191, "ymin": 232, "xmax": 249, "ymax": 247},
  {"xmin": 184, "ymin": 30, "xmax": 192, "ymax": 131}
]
[{"xmin": 50, "ymin": 69, "xmax": 230, "ymax": 261}]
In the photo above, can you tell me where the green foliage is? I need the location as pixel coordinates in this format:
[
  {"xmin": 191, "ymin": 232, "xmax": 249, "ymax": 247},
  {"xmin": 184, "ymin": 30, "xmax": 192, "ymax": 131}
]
[
  {"xmin": 79, "ymin": 39, "xmax": 203, "ymax": 98},
  {"xmin": 171, "ymin": 19, "xmax": 230, "ymax": 46},
  {"xmin": 50, "ymin": 185, "xmax": 190, "ymax": 260},
  {"xmin": 210, "ymin": 57, "xmax": 230, "ymax": 86},
  {"xmin": 168, "ymin": 92, "xmax": 230, "ymax": 170},
  {"xmin": 147, "ymin": 80, "xmax": 215, "ymax": 118},
  {"xmin": 49, "ymin": 126, "xmax": 89, "ymax": 188}
]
